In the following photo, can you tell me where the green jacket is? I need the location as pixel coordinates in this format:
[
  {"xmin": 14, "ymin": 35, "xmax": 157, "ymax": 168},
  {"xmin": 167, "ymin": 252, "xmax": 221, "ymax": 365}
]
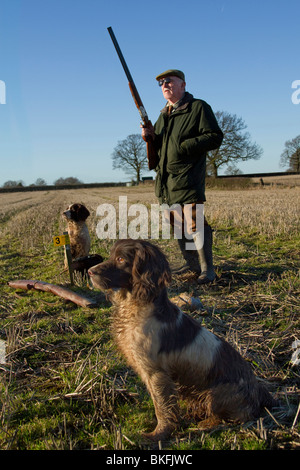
[{"xmin": 154, "ymin": 92, "xmax": 223, "ymax": 205}]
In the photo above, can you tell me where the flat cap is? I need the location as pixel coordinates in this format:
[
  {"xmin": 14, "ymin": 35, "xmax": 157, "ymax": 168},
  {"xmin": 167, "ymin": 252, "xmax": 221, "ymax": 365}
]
[{"xmin": 156, "ymin": 69, "xmax": 185, "ymax": 82}]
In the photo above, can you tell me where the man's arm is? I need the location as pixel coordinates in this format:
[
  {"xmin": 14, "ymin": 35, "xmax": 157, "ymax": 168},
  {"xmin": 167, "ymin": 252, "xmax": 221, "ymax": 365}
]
[{"xmin": 181, "ymin": 101, "xmax": 223, "ymax": 155}]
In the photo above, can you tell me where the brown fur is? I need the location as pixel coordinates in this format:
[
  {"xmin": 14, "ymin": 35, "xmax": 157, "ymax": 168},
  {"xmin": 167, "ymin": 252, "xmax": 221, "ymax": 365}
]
[
  {"xmin": 62, "ymin": 203, "xmax": 91, "ymax": 261},
  {"xmin": 88, "ymin": 239, "xmax": 276, "ymax": 441}
]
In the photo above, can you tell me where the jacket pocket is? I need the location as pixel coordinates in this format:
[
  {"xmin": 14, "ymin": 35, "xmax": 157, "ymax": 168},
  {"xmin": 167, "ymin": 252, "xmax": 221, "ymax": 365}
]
[{"xmin": 167, "ymin": 164, "xmax": 195, "ymax": 192}]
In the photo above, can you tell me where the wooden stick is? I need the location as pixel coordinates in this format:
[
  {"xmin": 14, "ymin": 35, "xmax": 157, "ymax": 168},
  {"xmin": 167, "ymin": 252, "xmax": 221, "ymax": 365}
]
[
  {"xmin": 8, "ymin": 279, "xmax": 98, "ymax": 308},
  {"xmin": 63, "ymin": 231, "xmax": 74, "ymax": 285}
]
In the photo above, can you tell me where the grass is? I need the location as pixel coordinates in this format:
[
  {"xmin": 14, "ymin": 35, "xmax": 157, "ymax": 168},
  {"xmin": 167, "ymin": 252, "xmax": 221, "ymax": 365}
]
[{"xmin": 0, "ymin": 185, "xmax": 299, "ymax": 450}]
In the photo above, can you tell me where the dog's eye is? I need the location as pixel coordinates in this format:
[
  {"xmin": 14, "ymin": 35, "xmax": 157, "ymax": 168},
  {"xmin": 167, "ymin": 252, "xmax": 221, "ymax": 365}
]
[{"xmin": 116, "ymin": 256, "xmax": 125, "ymax": 264}]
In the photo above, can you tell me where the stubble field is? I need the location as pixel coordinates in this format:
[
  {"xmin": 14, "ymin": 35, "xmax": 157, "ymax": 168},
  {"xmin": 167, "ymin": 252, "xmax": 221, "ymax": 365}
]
[{"xmin": 0, "ymin": 184, "xmax": 299, "ymax": 450}]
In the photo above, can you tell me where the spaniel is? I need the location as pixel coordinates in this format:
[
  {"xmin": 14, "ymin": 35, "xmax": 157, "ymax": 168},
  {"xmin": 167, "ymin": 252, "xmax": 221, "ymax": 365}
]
[
  {"xmin": 88, "ymin": 239, "xmax": 276, "ymax": 441},
  {"xmin": 62, "ymin": 203, "xmax": 91, "ymax": 261}
]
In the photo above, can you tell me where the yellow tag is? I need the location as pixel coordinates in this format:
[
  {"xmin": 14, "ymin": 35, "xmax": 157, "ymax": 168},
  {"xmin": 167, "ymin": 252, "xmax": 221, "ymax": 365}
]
[{"xmin": 53, "ymin": 234, "xmax": 70, "ymax": 247}]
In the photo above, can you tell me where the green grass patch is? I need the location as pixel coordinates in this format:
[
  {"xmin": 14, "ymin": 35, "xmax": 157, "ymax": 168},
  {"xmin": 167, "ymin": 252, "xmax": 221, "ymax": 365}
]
[{"xmin": 1, "ymin": 188, "xmax": 299, "ymax": 450}]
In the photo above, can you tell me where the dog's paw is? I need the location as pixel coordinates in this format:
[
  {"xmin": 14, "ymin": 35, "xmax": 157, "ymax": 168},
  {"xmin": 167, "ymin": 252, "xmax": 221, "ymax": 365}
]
[
  {"xmin": 197, "ymin": 416, "xmax": 222, "ymax": 430},
  {"xmin": 142, "ymin": 425, "xmax": 175, "ymax": 442},
  {"xmin": 142, "ymin": 431, "xmax": 168, "ymax": 442}
]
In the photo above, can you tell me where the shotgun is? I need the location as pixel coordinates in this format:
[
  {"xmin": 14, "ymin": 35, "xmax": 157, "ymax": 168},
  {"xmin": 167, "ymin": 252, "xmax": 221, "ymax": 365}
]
[{"xmin": 107, "ymin": 27, "xmax": 158, "ymax": 170}]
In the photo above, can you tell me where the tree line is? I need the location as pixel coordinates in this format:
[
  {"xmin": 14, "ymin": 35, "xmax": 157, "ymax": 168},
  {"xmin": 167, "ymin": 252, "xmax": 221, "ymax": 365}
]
[
  {"xmin": 112, "ymin": 111, "xmax": 300, "ymax": 182},
  {"xmin": 2, "ymin": 110, "xmax": 299, "ymax": 188},
  {"xmin": 1, "ymin": 177, "xmax": 83, "ymax": 189}
]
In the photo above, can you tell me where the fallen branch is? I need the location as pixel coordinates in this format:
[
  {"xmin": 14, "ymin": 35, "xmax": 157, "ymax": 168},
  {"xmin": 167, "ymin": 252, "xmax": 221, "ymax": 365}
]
[{"xmin": 8, "ymin": 279, "xmax": 98, "ymax": 308}]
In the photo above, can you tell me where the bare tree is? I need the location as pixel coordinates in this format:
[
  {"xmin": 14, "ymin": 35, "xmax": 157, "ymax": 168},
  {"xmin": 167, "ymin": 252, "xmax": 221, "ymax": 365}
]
[
  {"xmin": 112, "ymin": 134, "xmax": 147, "ymax": 183},
  {"xmin": 54, "ymin": 177, "xmax": 83, "ymax": 185},
  {"xmin": 34, "ymin": 178, "xmax": 47, "ymax": 186},
  {"xmin": 280, "ymin": 135, "xmax": 300, "ymax": 173},
  {"xmin": 207, "ymin": 111, "xmax": 263, "ymax": 177},
  {"xmin": 2, "ymin": 180, "xmax": 24, "ymax": 188}
]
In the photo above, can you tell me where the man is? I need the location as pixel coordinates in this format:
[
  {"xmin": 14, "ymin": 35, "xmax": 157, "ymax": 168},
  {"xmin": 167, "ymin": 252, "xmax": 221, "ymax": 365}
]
[{"xmin": 142, "ymin": 69, "xmax": 223, "ymax": 284}]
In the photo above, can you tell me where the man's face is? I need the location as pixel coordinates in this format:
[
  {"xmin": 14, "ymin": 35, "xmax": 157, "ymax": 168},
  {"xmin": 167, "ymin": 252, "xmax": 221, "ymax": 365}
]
[{"xmin": 160, "ymin": 76, "xmax": 186, "ymax": 104}]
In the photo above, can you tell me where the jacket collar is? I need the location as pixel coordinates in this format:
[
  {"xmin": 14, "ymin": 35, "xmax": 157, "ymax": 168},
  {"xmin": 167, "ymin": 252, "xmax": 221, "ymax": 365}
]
[{"xmin": 161, "ymin": 92, "xmax": 194, "ymax": 115}]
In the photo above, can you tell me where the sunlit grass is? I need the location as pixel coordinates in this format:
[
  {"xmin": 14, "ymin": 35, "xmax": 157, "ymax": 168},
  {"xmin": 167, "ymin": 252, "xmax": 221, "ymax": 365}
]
[{"xmin": 0, "ymin": 185, "xmax": 299, "ymax": 450}]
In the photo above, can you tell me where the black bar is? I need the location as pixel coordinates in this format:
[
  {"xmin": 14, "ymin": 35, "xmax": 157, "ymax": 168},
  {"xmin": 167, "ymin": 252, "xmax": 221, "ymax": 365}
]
[{"xmin": 107, "ymin": 27, "xmax": 134, "ymax": 83}]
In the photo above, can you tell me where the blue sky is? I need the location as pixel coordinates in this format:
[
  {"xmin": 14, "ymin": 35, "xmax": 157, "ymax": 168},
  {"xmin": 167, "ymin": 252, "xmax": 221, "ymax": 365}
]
[{"xmin": 0, "ymin": 0, "xmax": 299, "ymax": 186}]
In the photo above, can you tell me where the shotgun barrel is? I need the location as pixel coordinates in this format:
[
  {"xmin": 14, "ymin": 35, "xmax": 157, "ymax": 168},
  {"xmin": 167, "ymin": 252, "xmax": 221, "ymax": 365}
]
[{"xmin": 107, "ymin": 27, "xmax": 158, "ymax": 170}]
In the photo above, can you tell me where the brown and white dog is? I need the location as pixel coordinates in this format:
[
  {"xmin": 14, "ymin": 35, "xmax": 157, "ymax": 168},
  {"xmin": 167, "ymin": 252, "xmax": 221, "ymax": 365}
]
[
  {"xmin": 88, "ymin": 239, "xmax": 276, "ymax": 441},
  {"xmin": 62, "ymin": 203, "xmax": 91, "ymax": 261}
]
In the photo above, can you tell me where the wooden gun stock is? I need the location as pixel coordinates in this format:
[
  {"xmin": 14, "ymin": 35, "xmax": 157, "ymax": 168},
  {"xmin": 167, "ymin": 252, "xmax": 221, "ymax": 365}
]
[{"xmin": 144, "ymin": 127, "xmax": 158, "ymax": 170}]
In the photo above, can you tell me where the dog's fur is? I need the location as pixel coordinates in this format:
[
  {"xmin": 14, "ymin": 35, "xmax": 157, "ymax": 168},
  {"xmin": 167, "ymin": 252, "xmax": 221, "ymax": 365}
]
[
  {"xmin": 63, "ymin": 203, "xmax": 91, "ymax": 260},
  {"xmin": 88, "ymin": 239, "xmax": 276, "ymax": 441}
]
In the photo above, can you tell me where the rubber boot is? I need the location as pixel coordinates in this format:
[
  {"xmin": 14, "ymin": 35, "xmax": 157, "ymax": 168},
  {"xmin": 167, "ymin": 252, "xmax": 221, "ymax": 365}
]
[
  {"xmin": 193, "ymin": 226, "xmax": 216, "ymax": 284},
  {"xmin": 172, "ymin": 235, "xmax": 201, "ymax": 275}
]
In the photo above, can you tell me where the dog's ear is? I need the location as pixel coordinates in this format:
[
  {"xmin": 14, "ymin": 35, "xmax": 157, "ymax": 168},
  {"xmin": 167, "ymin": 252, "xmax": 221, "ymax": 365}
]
[
  {"xmin": 131, "ymin": 242, "xmax": 171, "ymax": 302},
  {"xmin": 79, "ymin": 205, "xmax": 90, "ymax": 220},
  {"xmin": 73, "ymin": 204, "xmax": 90, "ymax": 221}
]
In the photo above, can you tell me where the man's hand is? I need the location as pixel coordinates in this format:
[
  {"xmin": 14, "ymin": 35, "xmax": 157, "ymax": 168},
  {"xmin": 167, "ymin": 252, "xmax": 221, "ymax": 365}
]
[{"xmin": 141, "ymin": 122, "xmax": 155, "ymax": 142}]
